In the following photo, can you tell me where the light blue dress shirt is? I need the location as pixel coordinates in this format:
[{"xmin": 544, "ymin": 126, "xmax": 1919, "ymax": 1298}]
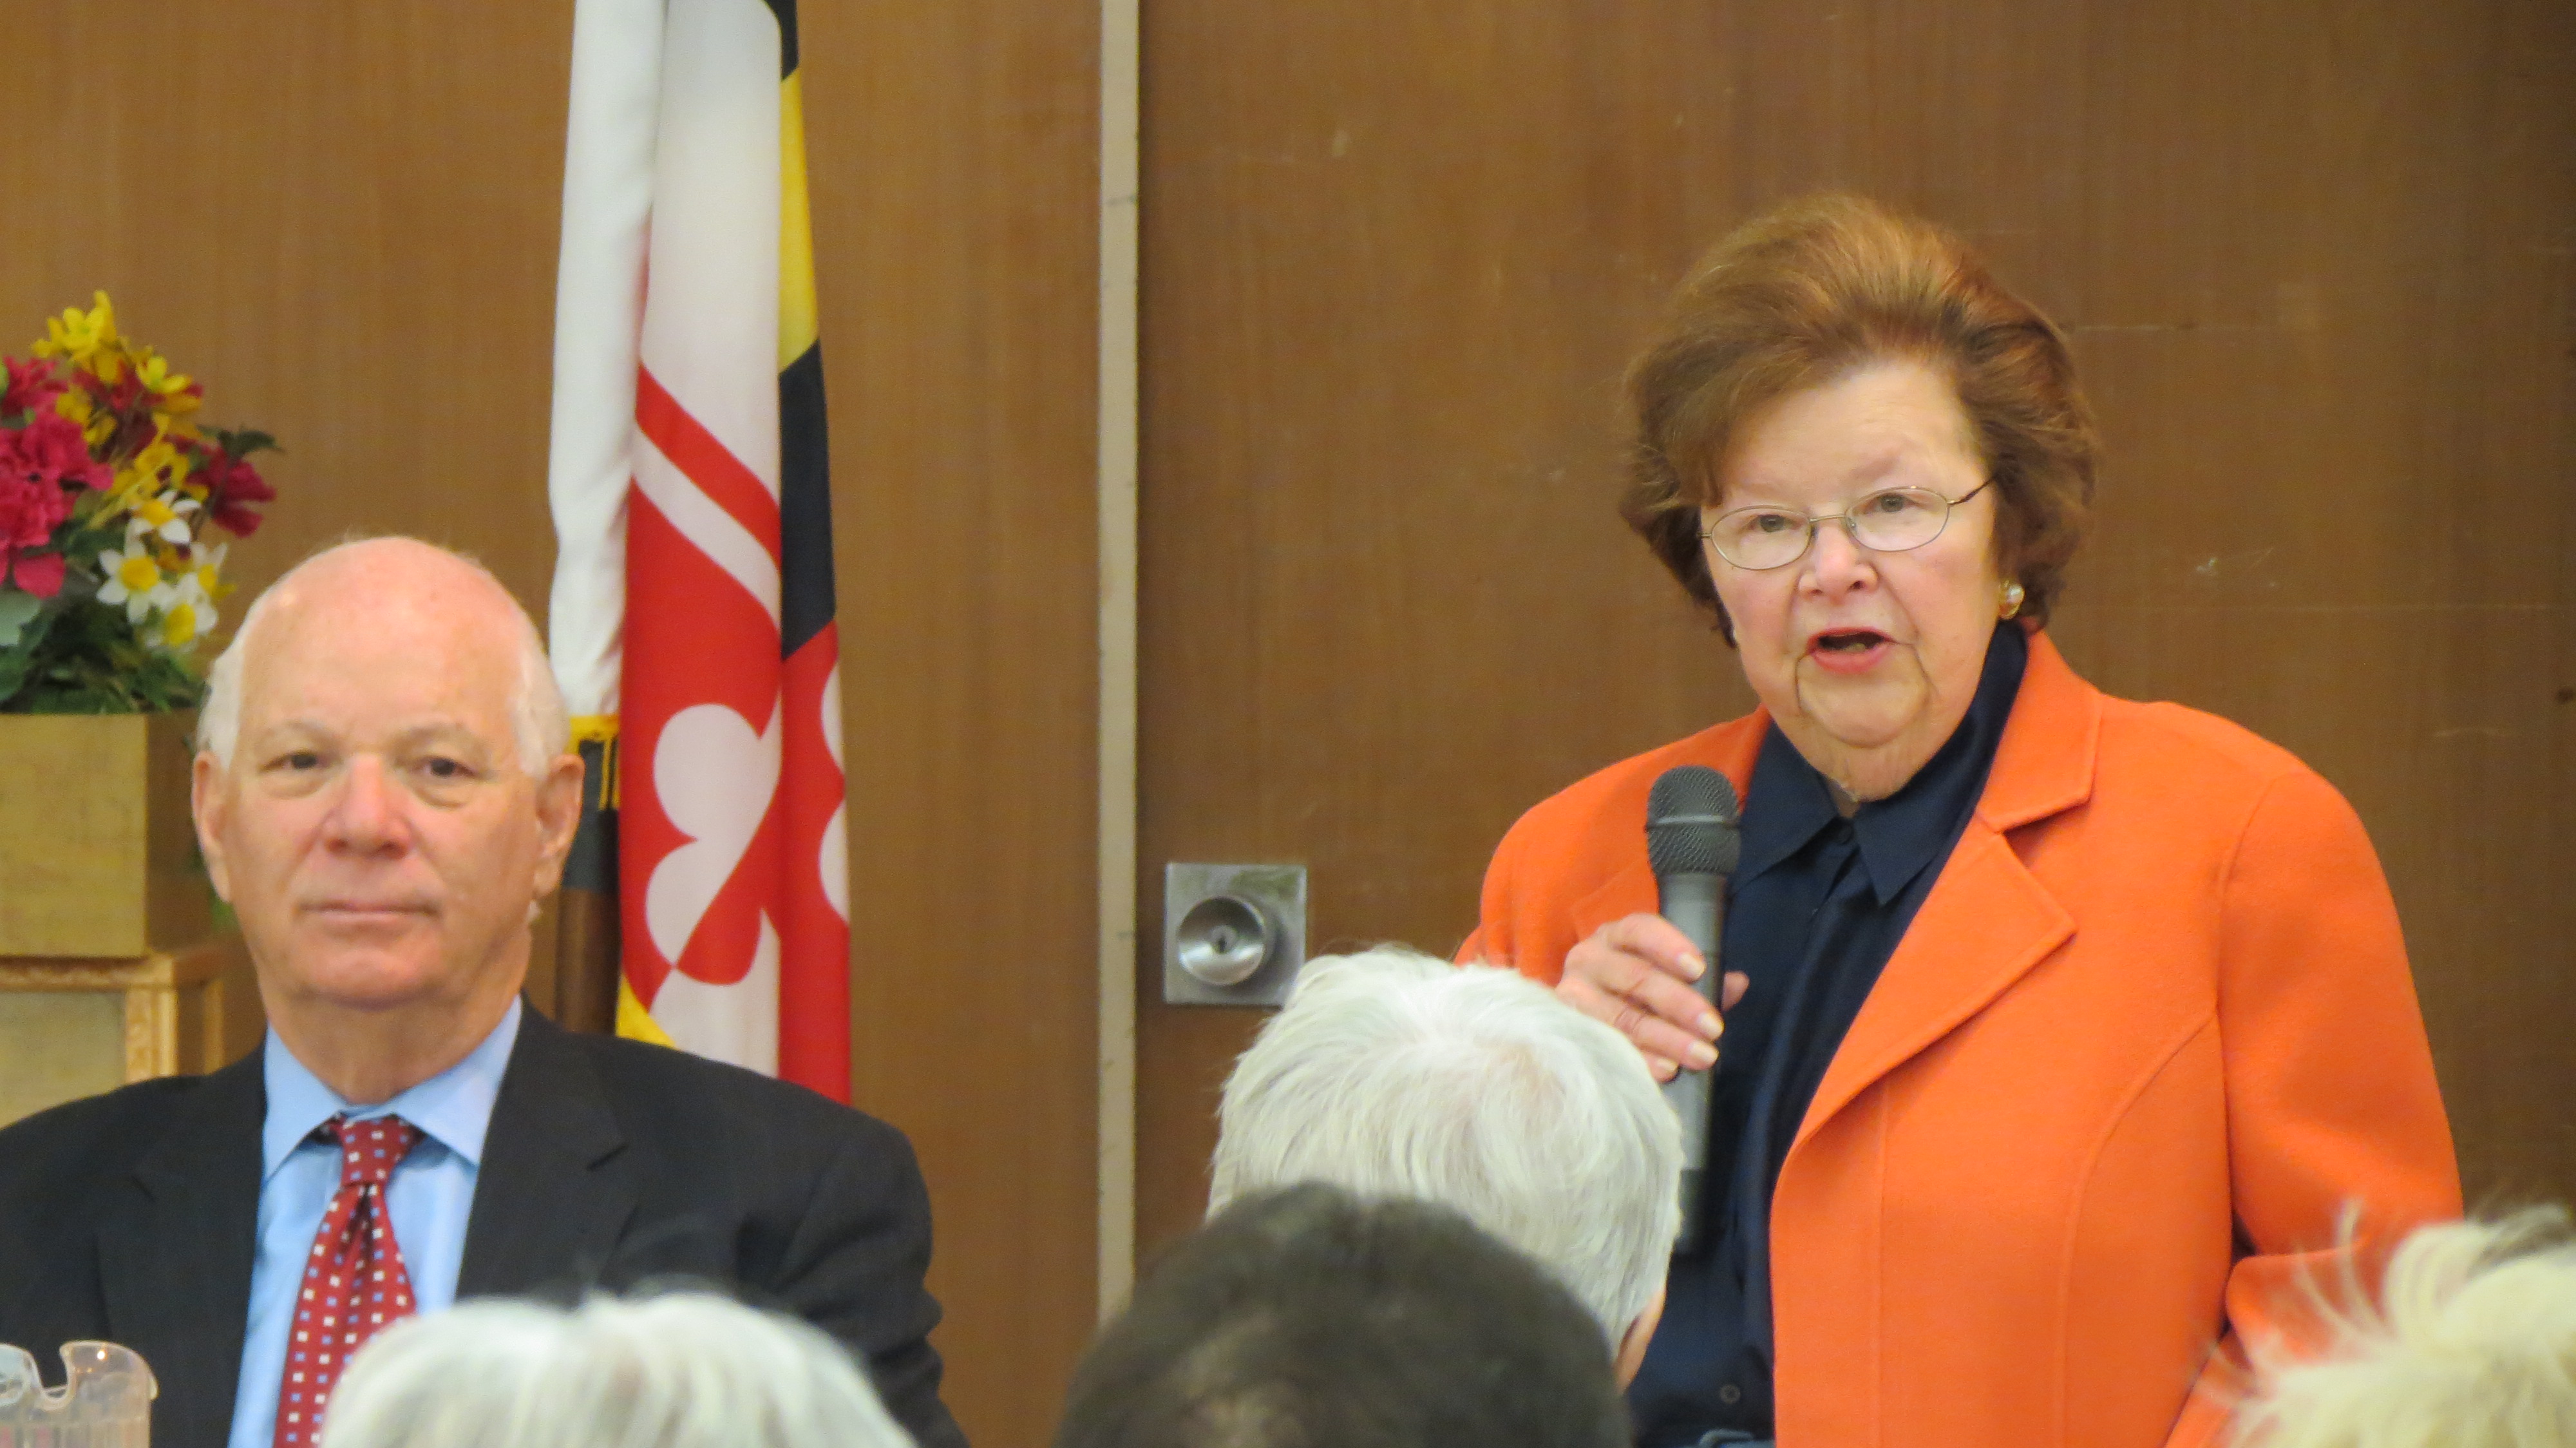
[{"xmin": 225, "ymin": 1000, "xmax": 521, "ymax": 1448}]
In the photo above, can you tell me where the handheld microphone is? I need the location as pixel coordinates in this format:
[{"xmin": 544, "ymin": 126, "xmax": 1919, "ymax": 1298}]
[{"xmin": 1646, "ymin": 765, "xmax": 1740, "ymax": 1254}]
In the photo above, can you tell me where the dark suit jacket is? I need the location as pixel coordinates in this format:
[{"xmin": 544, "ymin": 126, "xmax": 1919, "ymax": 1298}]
[{"xmin": 0, "ymin": 1007, "xmax": 967, "ymax": 1448}]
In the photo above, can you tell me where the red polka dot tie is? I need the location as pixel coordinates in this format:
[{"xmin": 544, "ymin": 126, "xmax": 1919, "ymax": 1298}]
[{"xmin": 271, "ymin": 1114, "xmax": 424, "ymax": 1448}]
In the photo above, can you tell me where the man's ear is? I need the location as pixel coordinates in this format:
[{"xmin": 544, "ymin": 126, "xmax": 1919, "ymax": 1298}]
[
  {"xmin": 192, "ymin": 752, "xmax": 234, "ymax": 902},
  {"xmin": 1613, "ymin": 1284, "xmax": 1665, "ymax": 1389},
  {"xmin": 529, "ymin": 749, "xmax": 587, "ymax": 898}
]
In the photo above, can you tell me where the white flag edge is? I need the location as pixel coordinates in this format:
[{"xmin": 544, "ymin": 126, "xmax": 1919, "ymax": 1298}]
[{"xmin": 546, "ymin": 0, "xmax": 668, "ymax": 720}]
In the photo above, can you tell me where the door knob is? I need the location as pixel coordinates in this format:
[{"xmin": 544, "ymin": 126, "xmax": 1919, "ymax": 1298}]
[
  {"xmin": 1162, "ymin": 863, "xmax": 1307, "ymax": 1006},
  {"xmin": 1175, "ymin": 893, "xmax": 1274, "ymax": 986}
]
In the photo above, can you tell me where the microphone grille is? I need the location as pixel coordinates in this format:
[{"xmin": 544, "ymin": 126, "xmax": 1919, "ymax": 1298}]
[{"xmin": 1645, "ymin": 765, "xmax": 1741, "ymax": 877}]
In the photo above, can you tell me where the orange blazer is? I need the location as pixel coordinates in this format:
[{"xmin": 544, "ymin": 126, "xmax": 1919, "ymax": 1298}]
[{"xmin": 1461, "ymin": 630, "xmax": 2459, "ymax": 1448}]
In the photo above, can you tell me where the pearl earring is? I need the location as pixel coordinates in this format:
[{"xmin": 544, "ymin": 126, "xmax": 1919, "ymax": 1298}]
[{"xmin": 1999, "ymin": 581, "xmax": 2026, "ymax": 618}]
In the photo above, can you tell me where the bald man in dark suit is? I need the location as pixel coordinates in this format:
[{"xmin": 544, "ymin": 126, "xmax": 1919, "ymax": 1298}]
[{"xmin": 0, "ymin": 540, "xmax": 964, "ymax": 1448}]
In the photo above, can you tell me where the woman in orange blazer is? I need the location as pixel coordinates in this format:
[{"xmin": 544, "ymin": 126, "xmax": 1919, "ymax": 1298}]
[{"xmin": 1461, "ymin": 197, "xmax": 2458, "ymax": 1448}]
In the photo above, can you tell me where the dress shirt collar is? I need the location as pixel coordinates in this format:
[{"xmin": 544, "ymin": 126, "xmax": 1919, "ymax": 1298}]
[
  {"xmin": 260, "ymin": 997, "xmax": 523, "ymax": 1183},
  {"xmin": 1736, "ymin": 726, "xmax": 1842, "ymax": 885},
  {"xmin": 1737, "ymin": 622, "xmax": 2029, "ymax": 904}
]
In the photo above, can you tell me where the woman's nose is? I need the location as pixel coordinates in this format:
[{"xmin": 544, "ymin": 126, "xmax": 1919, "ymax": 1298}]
[{"xmin": 1802, "ymin": 517, "xmax": 1877, "ymax": 591}]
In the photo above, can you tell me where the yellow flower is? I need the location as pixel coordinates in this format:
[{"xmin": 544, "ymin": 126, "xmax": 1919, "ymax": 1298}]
[
  {"xmin": 33, "ymin": 292, "xmax": 118, "ymax": 368},
  {"xmin": 54, "ymin": 386, "xmax": 111, "ymax": 447},
  {"xmin": 131, "ymin": 348, "xmax": 199, "ymax": 418},
  {"xmin": 111, "ymin": 439, "xmax": 187, "ymax": 506}
]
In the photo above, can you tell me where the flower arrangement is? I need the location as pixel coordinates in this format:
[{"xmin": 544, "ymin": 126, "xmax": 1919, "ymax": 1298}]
[{"xmin": 0, "ymin": 293, "xmax": 275, "ymax": 711}]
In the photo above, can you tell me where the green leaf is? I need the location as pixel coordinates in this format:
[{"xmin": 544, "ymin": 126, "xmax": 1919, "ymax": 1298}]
[
  {"xmin": 0, "ymin": 595, "xmax": 206, "ymax": 715},
  {"xmin": 0, "ymin": 589, "xmax": 39, "ymax": 649},
  {"xmin": 215, "ymin": 426, "xmax": 279, "ymax": 459}
]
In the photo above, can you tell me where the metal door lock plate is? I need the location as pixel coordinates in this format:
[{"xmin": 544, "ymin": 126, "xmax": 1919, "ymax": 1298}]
[{"xmin": 1162, "ymin": 862, "xmax": 1307, "ymax": 1007}]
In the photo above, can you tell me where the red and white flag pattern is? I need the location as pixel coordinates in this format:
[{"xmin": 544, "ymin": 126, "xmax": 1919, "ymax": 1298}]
[{"xmin": 545, "ymin": 0, "xmax": 849, "ymax": 1098}]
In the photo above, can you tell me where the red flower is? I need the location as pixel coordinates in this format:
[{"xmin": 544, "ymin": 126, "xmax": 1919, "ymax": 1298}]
[
  {"xmin": 2, "ymin": 356, "xmax": 62, "ymax": 418},
  {"xmin": 3, "ymin": 413, "xmax": 110, "ymax": 493},
  {"xmin": 0, "ymin": 414, "xmax": 111, "ymax": 599},
  {"xmin": 0, "ymin": 468, "xmax": 75, "ymax": 599},
  {"xmin": 5, "ymin": 548, "xmax": 64, "ymax": 597},
  {"xmin": 198, "ymin": 448, "xmax": 274, "ymax": 536},
  {"xmin": 0, "ymin": 471, "xmax": 70, "ymax": 544}
]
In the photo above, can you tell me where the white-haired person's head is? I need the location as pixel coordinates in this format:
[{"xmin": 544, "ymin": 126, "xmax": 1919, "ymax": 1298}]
[
  {"xmin": 317, "ymin": 1291, "xmax": 916, "ymax": 1448},
  {"xmin": 1207, "ymin": 946, "xmax": 1682, "ymax": 1382},
  {"xmin": 197, "ymin": 536, "xmax": 568, "ymax": 774},
  {"xmin": 2232, "ymin": 1208, "xmax": 2576, "ymax": 1448}
]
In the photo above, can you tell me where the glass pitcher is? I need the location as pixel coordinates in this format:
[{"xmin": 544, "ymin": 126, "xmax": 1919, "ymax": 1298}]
[{"xmin": 0, "ymin": 1342, "xmax": 157, "ymax": 1448}]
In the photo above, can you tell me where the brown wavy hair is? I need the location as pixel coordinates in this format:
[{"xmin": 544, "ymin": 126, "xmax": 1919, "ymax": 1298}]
[{"xmin": 1622, "ymin": 194, "xmax": 2097, "ymax": 642}]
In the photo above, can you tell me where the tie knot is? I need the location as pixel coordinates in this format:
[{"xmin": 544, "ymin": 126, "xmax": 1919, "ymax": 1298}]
[{"xmin": 325, "ymin": 1114, "xmax": 424, "ymax": 1189}]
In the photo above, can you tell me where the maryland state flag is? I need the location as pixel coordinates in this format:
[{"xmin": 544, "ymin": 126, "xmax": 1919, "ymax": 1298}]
[{"xmin": 544, "ymin": 0, "xmax": 849, "ymax": 1098}]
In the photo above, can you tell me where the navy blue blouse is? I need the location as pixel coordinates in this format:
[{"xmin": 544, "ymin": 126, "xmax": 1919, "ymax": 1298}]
[{"xmin": 1628, "ymin": 622, "xmax": 2029, "ymax": 1447}]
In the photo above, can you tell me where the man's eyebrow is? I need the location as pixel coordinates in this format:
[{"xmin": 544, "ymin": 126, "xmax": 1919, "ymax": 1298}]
[
  {"xmin": 242, "ymin": 720, "xmax": 494, "ymax": 754},
  {"xmin": 388, "ymin": 722, "xmax": 497, "ymax": 755},
  {"xmin": 246, "ymin": 719, "xmax": 336, "ymax": 745}
]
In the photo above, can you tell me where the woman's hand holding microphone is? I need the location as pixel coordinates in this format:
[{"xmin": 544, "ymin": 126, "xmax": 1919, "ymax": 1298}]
[{"xmin": 1557, "ymin": 913, "xmax": 1748, "ymax": 1082}]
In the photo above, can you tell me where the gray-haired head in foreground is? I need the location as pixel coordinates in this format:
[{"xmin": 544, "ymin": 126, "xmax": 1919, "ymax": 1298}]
[
  {"xmin": 317, "ymin": 1291, "xmax": 914, "ymax": 1448},
  {"xmin": 2231, "ymin": 1208, "xmax": 2576, "ymax": 1448},
  {"xmin": 196, "ymin": 537, "xmax": 567, "ymax": 773},
  {"xmin": 1208, "ymin": 946, "xmax": 1681, "ymax": 1344}
]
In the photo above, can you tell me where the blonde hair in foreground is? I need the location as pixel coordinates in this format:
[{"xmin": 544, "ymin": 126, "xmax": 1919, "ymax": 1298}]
[
  {"xmin": 2234, "ymin": 1208, "xmax": 2576, "ymax": 1448},
  {"xmin": 316, "ymin": 1292, "xmax": 915, "ymax": 1448}
]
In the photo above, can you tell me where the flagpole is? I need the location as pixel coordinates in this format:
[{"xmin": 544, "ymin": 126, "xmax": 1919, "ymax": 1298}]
[{"xmin": 547, "ymin": 0, "xmax": 664, "ymax": 1034}]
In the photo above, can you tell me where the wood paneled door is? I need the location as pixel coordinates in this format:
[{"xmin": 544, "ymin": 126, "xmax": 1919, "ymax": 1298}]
[{"xmin": 1133, "ymin": 0, "xmax": 2576, "ymax": 1256}]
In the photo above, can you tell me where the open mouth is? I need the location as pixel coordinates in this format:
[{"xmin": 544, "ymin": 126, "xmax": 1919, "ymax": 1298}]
[
  {"xmin": 1806, "ymin": 628, "xmax": 1893, "ymax": 674},
  {"xmin": 1810, "ymin": 629, "xmax": 1888, "ymax": 654}
]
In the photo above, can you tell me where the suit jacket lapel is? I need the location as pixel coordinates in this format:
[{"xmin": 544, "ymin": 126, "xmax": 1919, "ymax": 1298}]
[
  {"xmin": 99, "ymin": 1053, "xmax": 265, "ymax": 1448},
  {"xmin": 1565, "ymin": 714, "xmax": 1770, "ymax": 945},
  {"xmin": 457, "ymin": 1008, "xmax": 636, "ymax": 1298},
  {"xmin": 1793, "ymin": 630, "xmax": 2098, "ymax": 1152}
]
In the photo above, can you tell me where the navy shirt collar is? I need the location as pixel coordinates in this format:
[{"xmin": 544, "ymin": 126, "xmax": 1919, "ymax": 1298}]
[{"xmin": 1737, "ymin": 622, "xmax": 2030, "ymax": 905}]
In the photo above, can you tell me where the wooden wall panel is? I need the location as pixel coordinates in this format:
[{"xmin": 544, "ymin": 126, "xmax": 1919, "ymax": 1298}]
[
  {"xmin": 1136, "ymin": 0, "xmax": 2575, "ymax": 1252},
  {"xmin": 0, "ymin": 6, "xmax": 571, "ymax": 604},
  {"xmin": 0, "ymin": 3, "xmax": 577, "ymax": 991},
  {"xmin": 0, "ymin": 6, "xmax": 1108, "ymax": 1443},
  {"xmin": 1134, "ymin": 0, "xmax": 1759, "ymax": 1253},
  {"xmin": 806, "ymin": 3, "xmax": 1103, "ymax": 1444}
]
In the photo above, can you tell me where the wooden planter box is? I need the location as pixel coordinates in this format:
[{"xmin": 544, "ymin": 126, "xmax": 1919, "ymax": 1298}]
[
  {"xmin": 0, "ymin": 712, "xmax": 211, "ymax": 958},
  {"xmin": 0, "ymin": 712, "xmax": 262, "ymax": 1126}
]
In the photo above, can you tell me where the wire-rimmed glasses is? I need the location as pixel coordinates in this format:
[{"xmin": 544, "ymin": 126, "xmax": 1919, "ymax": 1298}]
[{"xmin": 1699, "ymin": 477, "xmax": 1994, "ymax": 571}]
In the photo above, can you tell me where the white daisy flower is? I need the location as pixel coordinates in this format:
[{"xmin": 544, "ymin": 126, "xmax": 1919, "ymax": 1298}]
[
  {"xmin": 97, "ymin": 546, "xmax": 166, "ymax": 622},
  {"xmin": 124, "ymin": 492, "xmax": 198, "ymax": 546},
  {"xmin": 191, "ymin": 540, "xmax": 228, "ymax": 587},
  {"xmin": 158, "ymin": 595, "xmax": 215, "ymax": 649}
]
